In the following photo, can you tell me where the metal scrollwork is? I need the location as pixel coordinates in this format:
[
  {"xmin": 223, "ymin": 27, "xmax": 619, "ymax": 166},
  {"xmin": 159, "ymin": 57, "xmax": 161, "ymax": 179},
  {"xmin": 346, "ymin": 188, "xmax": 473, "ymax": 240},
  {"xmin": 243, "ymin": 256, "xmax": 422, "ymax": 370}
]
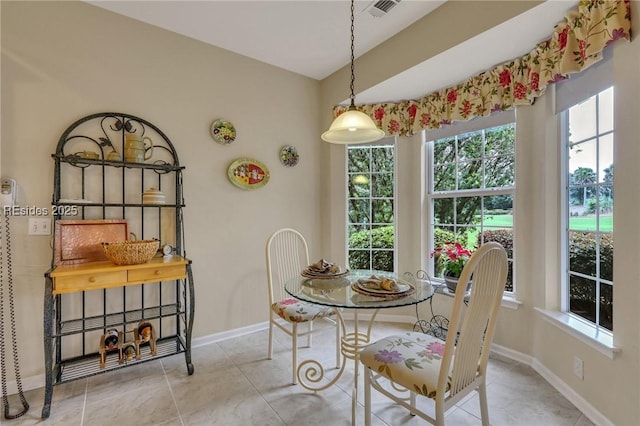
[{"xmin": 55, "ymin": 112, "xmax": 180, "ymax": 168}]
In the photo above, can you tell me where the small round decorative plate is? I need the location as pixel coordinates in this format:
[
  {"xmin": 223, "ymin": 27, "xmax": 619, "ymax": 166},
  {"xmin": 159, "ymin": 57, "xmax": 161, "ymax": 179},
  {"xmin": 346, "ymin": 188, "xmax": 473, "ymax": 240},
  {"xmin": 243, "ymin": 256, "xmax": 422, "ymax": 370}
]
[
  {"xmin": 211, "ymin": 119, "xmax": 236, "ymax": 145},
  {"xmin": 280, "ymin": 145, "xmax": 299, "ymax": 167}
]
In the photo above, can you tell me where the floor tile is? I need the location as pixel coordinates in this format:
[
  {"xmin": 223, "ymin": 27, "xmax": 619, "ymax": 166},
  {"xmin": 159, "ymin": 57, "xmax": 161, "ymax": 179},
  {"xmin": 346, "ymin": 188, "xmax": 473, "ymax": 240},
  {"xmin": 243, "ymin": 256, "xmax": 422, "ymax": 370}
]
[{"xmin": 20, "ymin": 321, "xmax": 593, "ymax": 426}]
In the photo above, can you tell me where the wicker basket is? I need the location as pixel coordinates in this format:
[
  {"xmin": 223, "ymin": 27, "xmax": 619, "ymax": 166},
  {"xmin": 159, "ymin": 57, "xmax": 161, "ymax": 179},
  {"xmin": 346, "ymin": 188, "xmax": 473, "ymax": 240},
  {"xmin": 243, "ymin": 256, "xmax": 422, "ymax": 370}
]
[{"xmin": 102, "ymin": 240, "xmax": 159, "ymax": 265}]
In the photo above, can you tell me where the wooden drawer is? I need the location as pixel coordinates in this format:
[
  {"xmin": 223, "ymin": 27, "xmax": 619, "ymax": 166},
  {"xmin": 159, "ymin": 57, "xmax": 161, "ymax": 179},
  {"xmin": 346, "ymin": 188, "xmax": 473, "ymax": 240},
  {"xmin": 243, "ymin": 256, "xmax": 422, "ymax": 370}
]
[
  {"xmin": 128, "ymin": 264, "xmax": 186, "ymax": 283},
  {"xmin": 54, "ymin": 270, "xmax": 128, "ymax": 293}
]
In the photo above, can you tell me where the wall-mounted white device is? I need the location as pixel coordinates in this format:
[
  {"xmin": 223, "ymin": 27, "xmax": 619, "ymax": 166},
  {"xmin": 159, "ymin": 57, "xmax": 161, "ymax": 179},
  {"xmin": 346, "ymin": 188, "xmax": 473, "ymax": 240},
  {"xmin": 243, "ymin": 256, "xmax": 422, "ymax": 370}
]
[{"xmin": 1, "ymin": 177, "xmax": 17, "ymax": 209}]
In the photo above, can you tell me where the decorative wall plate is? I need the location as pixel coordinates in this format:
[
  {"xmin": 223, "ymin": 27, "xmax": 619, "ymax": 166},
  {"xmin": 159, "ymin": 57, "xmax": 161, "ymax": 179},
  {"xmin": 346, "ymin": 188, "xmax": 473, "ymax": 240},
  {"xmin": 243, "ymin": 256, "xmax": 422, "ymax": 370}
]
[
  {"xmin": 227, "ymin": 158, "xmax": 270, "ymax": 190},
  {"xmin": 279, "ymin": 145, "xmax": 299, "ymax": 167},
  {"xmin": 211, "ymin": 119, "xmax": 236, "ymax": 145}
]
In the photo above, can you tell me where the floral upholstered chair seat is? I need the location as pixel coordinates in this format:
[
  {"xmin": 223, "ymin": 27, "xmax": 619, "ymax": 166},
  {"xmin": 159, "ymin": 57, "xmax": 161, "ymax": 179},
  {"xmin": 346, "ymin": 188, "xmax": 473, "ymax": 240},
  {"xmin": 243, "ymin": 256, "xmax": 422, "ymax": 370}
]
[
  {"xmin": 272, "ymin": 298, "xmax": 336, "ymax": 323},
  {"xmin": 359, "ymin": 331, "xmax": 456, "ymax": 398}
]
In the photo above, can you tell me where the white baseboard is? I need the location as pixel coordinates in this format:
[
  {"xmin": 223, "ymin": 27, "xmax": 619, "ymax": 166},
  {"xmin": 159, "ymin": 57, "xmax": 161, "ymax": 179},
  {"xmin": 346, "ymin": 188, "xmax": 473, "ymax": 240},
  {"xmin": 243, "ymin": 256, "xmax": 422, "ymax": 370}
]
[
  {"xmin": 3, "ymin": 374, "xmax": 45, "ymax": 395},
  {"xmin": 8, "ymin": 315, "xmax": 615, "ymax": 426},
  {"xmin": 491, "ymin": 342, "xmax": 611, "ymax": 426},
  {"xmin": 491, "ymin": 342, "xmax": 534, "ymax": 365},
  {"xmin": 191, "ymin": 321, "xmax": 269, "ymax": 348},
  {"xmin": 191, "ymin": 313, "xmax": 413, "ymax": 349},
  {"xmin": 532, "ymin": 359, "xmax": 613, "ymax": 426}
]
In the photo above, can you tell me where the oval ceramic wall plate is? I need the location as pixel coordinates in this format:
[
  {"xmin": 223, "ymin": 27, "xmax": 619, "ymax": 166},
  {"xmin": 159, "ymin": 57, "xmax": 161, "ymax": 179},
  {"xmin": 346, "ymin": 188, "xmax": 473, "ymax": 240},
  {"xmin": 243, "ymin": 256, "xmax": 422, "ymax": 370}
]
[
  {"xmin": 279, "ymin": 145, "xmax": 299, "ymax": 167},
  {"xmin": 211, "ymin": 119, "xmax": 236, "ymax": 145},
  {"xmin": 227, "ymin": 158, "xmax": 270, "ymax": 190}
]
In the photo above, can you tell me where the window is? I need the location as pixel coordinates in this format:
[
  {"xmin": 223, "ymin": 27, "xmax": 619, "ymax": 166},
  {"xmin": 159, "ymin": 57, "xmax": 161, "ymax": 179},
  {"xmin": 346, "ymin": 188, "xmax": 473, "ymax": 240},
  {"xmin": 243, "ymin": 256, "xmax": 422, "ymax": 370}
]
[
  {"xmin": 347, "ymin": 142, "xmax": 395, "ymax": 272},
  {"xmin": 427, "ymin": 122, "xmax": 515, "ymax": 291},
  {"xmin": 563, "ymin": 87, "xmax": 614, "ymax": 332}
]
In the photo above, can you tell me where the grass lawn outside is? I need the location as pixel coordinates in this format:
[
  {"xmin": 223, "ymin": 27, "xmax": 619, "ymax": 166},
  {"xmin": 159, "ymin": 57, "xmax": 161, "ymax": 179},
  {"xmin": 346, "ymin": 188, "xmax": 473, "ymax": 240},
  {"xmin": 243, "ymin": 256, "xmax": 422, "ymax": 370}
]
[
  {"xmin": 482, "ymin": 214, "xmax": 612, "ymax": 231},
  {"xmin": 569, "ymin": 215, "xmax": 613, "ymax": 232},
  {"xmin": 467, "ymin": 214, "xmax": 613, "ymax": 246}
]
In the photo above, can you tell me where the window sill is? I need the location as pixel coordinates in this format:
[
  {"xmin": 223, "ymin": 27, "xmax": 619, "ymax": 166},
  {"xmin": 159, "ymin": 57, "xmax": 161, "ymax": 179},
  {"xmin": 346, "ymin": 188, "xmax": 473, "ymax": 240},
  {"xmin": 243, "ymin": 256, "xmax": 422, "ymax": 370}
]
[
  {"xmin": 501, "ymin": 293, "xmax": 522, "ymax": 310},
  {"xmin": 432, "ymin": 281, "xmax": 521, "ymax": 310},
  {"xmin": 535, "ymin": 308, "xmax": 620, "ymax": 359}
]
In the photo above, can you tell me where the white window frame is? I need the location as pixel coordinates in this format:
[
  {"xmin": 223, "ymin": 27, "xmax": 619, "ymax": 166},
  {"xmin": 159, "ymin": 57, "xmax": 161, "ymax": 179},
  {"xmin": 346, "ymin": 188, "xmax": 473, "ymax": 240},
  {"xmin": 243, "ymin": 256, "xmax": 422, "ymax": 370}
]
[
  {"xmin": 346, "ymin": 138, "xmax": 397, "ymax": 272},
  {"xmin": 560, "ymin": 86, "xmax": 614, "ymax": 335},
  {"xmin": 538, "ymin": 52, "xmax": 619, "ymax": 359},
  {"xmin": 424, "ymin": 112, "xmax": 516, "ymax": 292}
]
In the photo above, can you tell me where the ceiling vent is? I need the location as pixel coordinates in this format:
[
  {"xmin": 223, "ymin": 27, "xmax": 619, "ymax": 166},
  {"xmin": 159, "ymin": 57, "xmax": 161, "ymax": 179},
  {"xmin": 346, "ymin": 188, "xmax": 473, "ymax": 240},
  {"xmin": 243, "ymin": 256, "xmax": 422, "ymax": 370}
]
[{"xmin": 366, "ymin": 0, "xmax": 401, "ymax": 18}]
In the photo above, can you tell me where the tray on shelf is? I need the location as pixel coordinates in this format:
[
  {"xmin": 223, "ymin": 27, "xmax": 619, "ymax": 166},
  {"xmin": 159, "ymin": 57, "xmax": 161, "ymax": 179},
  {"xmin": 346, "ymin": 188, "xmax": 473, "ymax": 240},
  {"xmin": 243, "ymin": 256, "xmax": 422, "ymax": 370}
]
[{"xmin": 54, "ymin": 219, "xmax": 128, "ymax": 265}]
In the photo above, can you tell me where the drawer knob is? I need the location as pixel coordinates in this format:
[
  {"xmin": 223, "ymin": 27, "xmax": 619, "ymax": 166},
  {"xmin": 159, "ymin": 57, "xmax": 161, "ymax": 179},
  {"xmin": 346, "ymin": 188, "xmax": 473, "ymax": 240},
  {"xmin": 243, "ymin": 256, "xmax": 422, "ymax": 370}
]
[
  {"xmin": 154, "ymin": 270, "xmax": 161, "ymax": 276},
  {"xmin": 88, "ymin": 276, "xmax": 96, "ymax": 283}
]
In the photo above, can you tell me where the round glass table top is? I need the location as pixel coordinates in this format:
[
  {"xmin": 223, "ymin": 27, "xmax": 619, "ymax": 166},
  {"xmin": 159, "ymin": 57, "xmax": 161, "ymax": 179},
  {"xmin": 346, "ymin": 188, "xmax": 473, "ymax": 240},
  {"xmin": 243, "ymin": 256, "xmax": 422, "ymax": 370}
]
[{"xmin": 284, "ymin": 269, "xmax": 434, "ymax": 309}]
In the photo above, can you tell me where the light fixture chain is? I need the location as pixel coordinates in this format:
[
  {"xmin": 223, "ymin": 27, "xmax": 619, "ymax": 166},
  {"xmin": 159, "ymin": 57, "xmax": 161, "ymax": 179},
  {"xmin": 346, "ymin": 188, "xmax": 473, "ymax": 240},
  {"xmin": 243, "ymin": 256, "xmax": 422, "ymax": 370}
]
[
  {"xmin": 349, "ymin": 0, "xmax": 355, "ymax": 107},
  {"xmin": 321, "ymin": 0, "xmax": 384, "ymax": 143}
]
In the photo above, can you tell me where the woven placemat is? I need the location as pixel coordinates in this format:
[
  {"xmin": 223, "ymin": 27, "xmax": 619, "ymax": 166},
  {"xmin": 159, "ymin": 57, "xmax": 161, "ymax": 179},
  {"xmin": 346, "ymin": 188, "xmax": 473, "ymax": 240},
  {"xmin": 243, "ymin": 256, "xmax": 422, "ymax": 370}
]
[
  {"xmin": 301, "ymin": 269, "xmax": 350, "ymax": 279},
  {"xmin": 351, "ymin": 282, "xmax": 415, "ymax": 299}
]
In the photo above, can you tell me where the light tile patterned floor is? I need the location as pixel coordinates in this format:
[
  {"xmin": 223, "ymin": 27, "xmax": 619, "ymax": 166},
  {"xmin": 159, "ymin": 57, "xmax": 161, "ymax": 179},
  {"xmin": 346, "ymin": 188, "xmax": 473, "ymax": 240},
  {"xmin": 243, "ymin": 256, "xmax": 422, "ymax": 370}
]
[{"xmin": 10, "ymin": 321, "xmax": 593, "ymax": 425}]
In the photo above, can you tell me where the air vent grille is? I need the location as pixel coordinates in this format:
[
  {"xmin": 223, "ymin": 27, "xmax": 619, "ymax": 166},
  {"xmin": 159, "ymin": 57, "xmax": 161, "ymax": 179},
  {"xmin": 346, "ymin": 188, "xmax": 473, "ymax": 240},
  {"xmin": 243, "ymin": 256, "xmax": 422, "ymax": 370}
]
[{"xmin": 367, "ymin": 0, "xmax": 401, "ymax": 17}]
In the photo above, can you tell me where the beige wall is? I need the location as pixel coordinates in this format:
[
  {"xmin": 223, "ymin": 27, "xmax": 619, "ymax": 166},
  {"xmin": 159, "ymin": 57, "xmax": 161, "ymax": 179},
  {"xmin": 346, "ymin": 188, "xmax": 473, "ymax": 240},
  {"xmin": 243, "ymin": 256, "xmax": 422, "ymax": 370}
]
[
  {"xmin": 3, "ymin": 1, "xmax": 640, "ymax": 424},
  {"xmin": 1, "ymin": 0, "xmax": 324, "ymax": 379}
]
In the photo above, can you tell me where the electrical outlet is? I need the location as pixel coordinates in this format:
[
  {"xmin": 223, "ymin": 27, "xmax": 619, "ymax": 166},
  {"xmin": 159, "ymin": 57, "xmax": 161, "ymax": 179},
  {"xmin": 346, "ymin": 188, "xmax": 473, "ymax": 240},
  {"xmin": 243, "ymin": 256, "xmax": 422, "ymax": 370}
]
[
  {"xmin": 28, "ymin": 218, "xmax": 51, "ymax": 235},
  {"xmin": 573, "ymin": 356, "xmax": 584, "ymax": 380}
]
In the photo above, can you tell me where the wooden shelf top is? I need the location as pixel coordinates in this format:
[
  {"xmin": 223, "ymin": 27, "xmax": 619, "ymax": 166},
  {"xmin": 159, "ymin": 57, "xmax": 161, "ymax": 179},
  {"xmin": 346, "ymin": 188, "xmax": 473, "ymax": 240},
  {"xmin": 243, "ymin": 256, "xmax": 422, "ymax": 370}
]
[{"xmin": 48, "ymin": 255, "xmax": 189, "ymax": 277}]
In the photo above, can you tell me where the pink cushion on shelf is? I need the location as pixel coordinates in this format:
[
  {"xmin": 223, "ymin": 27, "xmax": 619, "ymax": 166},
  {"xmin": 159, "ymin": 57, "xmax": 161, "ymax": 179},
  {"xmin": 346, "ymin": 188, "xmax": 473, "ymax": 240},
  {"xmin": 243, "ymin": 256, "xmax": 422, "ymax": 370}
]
[{"xmin": 271, "ymin": 298, "xmax": 336, "ymax": 323}]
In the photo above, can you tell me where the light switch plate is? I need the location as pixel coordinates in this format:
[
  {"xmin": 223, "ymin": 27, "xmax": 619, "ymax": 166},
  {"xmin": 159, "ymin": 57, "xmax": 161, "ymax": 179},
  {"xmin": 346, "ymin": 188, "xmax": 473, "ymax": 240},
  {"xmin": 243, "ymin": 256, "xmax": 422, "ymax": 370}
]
[{"xmin": 28, "ymin": 218, "xmax": 51, "ymax": 235}]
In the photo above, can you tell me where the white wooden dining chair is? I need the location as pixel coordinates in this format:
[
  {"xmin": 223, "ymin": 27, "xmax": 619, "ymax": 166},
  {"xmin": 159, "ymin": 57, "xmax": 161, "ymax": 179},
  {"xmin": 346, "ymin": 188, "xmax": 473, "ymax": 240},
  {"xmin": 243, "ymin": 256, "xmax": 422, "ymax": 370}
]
[
  {"xmin": 360, "ymin": 241, "xmax": 508, "ymax": 425},
  {"xmin": 266, "ymin": 228, "xmax": 340, "ymax": 385}
]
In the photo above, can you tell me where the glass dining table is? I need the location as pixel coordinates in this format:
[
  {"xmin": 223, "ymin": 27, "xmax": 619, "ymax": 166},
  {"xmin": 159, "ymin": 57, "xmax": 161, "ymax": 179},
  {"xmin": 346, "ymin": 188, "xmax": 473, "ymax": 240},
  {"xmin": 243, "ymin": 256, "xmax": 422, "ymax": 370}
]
[{"xmin": 284, "ymin": 269, "xmax": 435, "ymax": 424}]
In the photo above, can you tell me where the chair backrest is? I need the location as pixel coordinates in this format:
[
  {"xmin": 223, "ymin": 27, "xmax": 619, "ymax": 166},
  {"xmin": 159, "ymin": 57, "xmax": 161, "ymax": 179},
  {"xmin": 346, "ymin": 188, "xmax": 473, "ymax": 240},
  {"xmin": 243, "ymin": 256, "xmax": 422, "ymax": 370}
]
[
  {"xmin": 437, "ymin": 242, "xmax": 508, "ymax": 399},
  {"xmin": 266, "ymin": 228, "xmax": 310, "ymax": 304}
]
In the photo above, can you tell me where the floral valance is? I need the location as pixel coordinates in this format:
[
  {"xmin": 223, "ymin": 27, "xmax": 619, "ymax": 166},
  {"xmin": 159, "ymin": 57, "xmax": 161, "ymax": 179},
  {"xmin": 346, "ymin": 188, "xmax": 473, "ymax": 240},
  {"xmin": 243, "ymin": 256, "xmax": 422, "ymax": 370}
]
[{"xmin": 334, "ymin": 0, "xmax": 631, "ymax": 137}]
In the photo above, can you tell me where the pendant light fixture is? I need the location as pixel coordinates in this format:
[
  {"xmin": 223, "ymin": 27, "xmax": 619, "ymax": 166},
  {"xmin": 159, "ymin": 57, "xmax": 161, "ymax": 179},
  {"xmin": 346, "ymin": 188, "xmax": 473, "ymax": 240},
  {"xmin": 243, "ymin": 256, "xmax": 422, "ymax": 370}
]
[{"xmin": 321, "ymin": 0, "xmax": 385, "ymax": 144}]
